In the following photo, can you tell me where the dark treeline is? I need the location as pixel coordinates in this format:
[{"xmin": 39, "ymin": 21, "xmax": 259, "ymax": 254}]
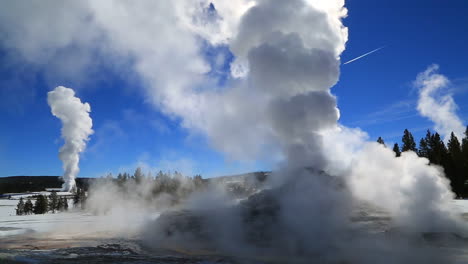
[
  {"xmin": 113, "ymin": 168, "xmax": 205, "ymax": 191},
  {"xmin": 378, "ymin": 127, "xmax": 468, "ymax": 198},
  {"xmin": 11, "ymin": 171, "xmax": 268, "ymax": 215},
  {"xmin": 15, "ymin": 192, "xmax": 69, "ymax": 215},
  {"xmin": 0, "ymin": 176, "xmax": 92, "ymax": 195},
  {"xmin": 109, "ymin": 168, "xmax": 268, "ymax": 198}
]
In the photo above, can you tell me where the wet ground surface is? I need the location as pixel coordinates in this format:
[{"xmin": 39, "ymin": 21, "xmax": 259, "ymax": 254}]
[
  {"xmin": 0, "ymin": 238, "xmax": 236, "ymax": 264},
  {"xmin": 0, "ymin": 247, "xmax": 233, "ymax": 264},
  {"xmin": 3, "ymin": 238, "xmax": 468, "ymax": 264}
]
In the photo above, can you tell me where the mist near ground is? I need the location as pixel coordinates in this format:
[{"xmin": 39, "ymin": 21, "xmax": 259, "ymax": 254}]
[{"xmin": 2, "ymin": 164, "xmax": 468, "ymax": 263}]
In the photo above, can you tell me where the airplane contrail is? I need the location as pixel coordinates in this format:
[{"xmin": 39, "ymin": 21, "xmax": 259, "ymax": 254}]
[{"xmin": 343, "ymin": 46, "xmax": 385, "ymax": 65}]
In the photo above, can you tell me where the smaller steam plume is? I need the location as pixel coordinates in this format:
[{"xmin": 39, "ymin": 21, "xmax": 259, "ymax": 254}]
[
  {"xmin": 47, "ymin": 86, "xmax": 93, "ymax": 192},
  {"xmin": 416, "ymin": 64, "xmax": 465, "ymax": 141}
]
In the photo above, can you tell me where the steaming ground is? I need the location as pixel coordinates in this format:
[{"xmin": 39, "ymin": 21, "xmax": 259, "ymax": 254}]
[
  {"xmin": 3, "ymin": 197, "xmax": 468, "ymax": 263},
  {"xmin": 0, "ymin": 196, "xmax": 240, "ymax": 264}
]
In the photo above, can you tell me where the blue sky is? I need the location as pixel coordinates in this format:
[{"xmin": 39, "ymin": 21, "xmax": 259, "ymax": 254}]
[
  {"xmin": 1, "ymin": 0, "xmax": 467, "ymax": 178},
  {"xmin": 337, "ymin": 0, "xmax": 468, "ymax": 140}
]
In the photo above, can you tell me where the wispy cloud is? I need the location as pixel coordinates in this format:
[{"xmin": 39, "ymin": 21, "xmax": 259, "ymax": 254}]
[
  {"xmin": 378, "ymin": 126, "xmax": 429, "ymax": 143},
  {"xmin": 86, "ymin": 120, "xmax": 127, "ymax": 156},
  {"xmin": 349, "ymin": 99, "xmax": 418, "ymax": 127}
]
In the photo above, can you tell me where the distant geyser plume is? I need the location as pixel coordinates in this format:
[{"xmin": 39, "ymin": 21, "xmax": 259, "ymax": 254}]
[{"xmin": 47, "ymin": 86, "xmax": 93, "ymax": 192}]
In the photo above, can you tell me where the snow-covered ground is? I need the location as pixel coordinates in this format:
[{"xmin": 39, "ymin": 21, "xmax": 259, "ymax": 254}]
[
  {"xmin": 0, "ymin": 199, "xmax": 19, "ymax": 216},
  {"xmin": 0, "ymin": 198, "xmax": 161, "ymax": 242},
  {"xmin": 452, "ymin": 199, "xmax": 468, "ymax": 214},
  {"xmin": 0, "ymin": 198, "xmax": 170, "ymax": 263},
  {"xmin": 0, "ymin": 199, "xmax": 91, "ymax": 238}
]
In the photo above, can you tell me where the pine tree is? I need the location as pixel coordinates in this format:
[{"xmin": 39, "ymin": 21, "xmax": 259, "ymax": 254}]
[
  {"xmin": 24, "ymin": 199, "xmax": 33, "ymax": 215},
  {"xmin": 57, "ymin": 197, "xmax": 68, "ymax": 212},
  {"xmin": 134, "ymin": 167, "xmax": 144, "ymax": 184},
  {"xmin": 105, "ymin": 173, "xmax": 113, "ymax": 180},
  {"xmin": 428, "ymin": 132, "xmax": 447, "ymax": 165},
  {"xmin": 401, "ymin": 129, "xmax": 417, "ymax": 152},
  {"xmin": 33, "ymin": 195, "xmax": 49, "ymax": 214},
  {"xmin": 448, "ymin": 132, "xmax": 466, "ymax": 197},
  {"xmin": 117, "ymin": 173, "xmax": 124, "ymax": 184},
  {"xmin": 462, "ymin": 126, "xmax": 468, "ymax": 162},
  {"xmin": 156, "ymin": 170, "xmax": 164, "ymax": 180},
  {"xmin": 418, "ymin": 130, "xmax": 432, "ymax": 158},
  {"xmin": 16, "ymin": 198, "xmax": 25, "ymax": 216},
  {"xmin": 49, "ymin": 191, "xmax": 59, "ymax": 213},
  {"xmin": 393, "ymin": 143, "xmax": 401, "ymax": 157},
  {"xmin": 377, "ymin": 137, "xmax": 386, "ymax": 147},
  {"xmin": 57, "ymin": 196, "xmax": 64, "ymax": 211},
  {"xmin": 448, "ymin": 132, "xmax": 462, "ymax": 158},
  {"xmin": 73, "ymin": 188, "xmax": 82, "ymax": 207},
  {"xmin": 62, "ymin": 197, "xmax": 69, "ymax": 211},
  {"xmin": 72, "ymin": 188, "xmax": 87, "ymax": 210},
  {"xmin": 79, "ymin": 189, "xmax": 86, "ymax": 210},
  {"xmin": 462, "ymin": 126, "xmax": 468, "ymax": 197},
  {"xmin": 194, "ymin": 174, "xmax": 203, "ymax": 189}
]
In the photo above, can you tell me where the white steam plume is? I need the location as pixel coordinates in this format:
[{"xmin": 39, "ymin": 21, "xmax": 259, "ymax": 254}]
[
  {"xmin": 0, "ymin": 0, "xmax": 346, "ymax": 160},
  {"xmin": 47, "ymin": 86, "xmax": 93, "ymax": 191},
  {"xmin": 2, "ymin": 1, "xmax": 467, "ymax": 261},
  {"xmin": 347, "ymin": 142, "xmax": 457, "ymax": 231},
  {"xmin": 416, "ymin": 64, "xmax": 465, "ymax": 141}
]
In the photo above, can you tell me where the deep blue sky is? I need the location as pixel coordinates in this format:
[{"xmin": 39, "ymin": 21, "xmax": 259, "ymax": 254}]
[
  {"xmin": 1, "ymin": 0, "xmax": 467, "ymax": 177},
  {"xmin": 338, "ymin": 0, "xmax": 468, "ymax": 140}
]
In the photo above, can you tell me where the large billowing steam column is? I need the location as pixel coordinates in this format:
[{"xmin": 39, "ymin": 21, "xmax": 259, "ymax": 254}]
[{"xmin": 47, "ymin": 86, "xmax": 93, "ymax": 192}]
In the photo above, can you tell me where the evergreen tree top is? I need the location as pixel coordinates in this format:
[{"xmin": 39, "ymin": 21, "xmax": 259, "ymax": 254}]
[
  {"xmin": 393, "ymin": 143, "xmax": 401, "ymax": 157},
  {"xmin": 401, "ymin": 129, "xmax": 417, "ymax": 152},
  {"xmin": 377, "ymin": 137, "xmax": 386, "ymax": 147},
  {"xmin": 448, "ymin": 132, "xmax": 462, "ymax": 156}
]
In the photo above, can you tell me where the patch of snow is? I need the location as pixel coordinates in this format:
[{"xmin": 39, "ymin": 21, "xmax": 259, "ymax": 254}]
[
  {"xmin": 452, "ymin": 199, "xmax": 468, "ymax": 214},
  {"xmin": 3, "ymin": 191, "xmax": 74, "ymax": 200},
  {"xmin": 0, "ymin": 199, "xmax": 161, "ymax": 240}
]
